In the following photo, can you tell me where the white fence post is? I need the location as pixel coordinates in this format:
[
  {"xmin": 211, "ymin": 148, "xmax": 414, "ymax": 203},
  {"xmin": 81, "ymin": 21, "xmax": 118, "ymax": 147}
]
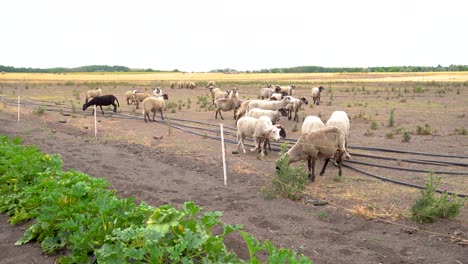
[{"xmin": 220, "ymin": 123, "xmax": 227, "ymax": 185}]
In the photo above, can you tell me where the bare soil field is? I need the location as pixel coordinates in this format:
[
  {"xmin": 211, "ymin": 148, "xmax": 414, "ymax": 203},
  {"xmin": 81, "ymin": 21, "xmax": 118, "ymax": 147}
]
[{"xmin": 0, "ymin": 79, "xmax": 467, "ymax": 263}]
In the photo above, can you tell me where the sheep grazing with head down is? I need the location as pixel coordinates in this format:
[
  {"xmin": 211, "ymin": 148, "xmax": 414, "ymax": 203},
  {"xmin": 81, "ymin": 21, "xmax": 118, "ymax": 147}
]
[
  {"xmin": 142, "ymin": 96, "xmax": 166, "ymax": 122},
  {"xmin": 282, "ymin": 126, "xmax": 350, "ymax": 182},
  {"xmin": 82, "ymin": 94, "xmax": 119, "ymax": 115},
  {"xmin": 285, "ymin": 96, "xmax": 309, "ymax": 122},
  {"xmin": 234, "ymin": 99, "xmax": 251, "ymax": 121},
  {"xmin": 246, "ymin": 107, "xmax": 288, "ymax": 125},
  {"xmin": 311, "ymin": 86, "xmax": 325, "ymax": 105},
  {"xmin": 85, "ymin": 88, "xmax": 102, "ymax": 103},
  {"xmin": 206, "ymin": 81, "xmax": 216, "ymax": 88},
  {"xmin": 301, "ymin": 116, "xmax": 325, "ymax": 134},
  {"xmin": 236, "ymin": 116, "xmax": 283, "ymax": 156}
]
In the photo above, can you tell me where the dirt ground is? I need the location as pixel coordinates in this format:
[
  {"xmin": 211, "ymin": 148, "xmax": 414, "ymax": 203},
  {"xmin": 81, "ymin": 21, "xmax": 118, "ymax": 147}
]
[{"xmin": 0, "ymin": 82, "xmax": 467, "ymax": 264}]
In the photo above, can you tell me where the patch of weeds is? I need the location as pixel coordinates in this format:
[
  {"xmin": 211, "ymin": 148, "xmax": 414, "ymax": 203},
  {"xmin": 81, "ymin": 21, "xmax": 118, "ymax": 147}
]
[
  {"xmin": 454, "ymin": 127, "xmax": 467, "ymax": 135},
  {"xmin": 399, "ymin": 99, "xmax": 407, "ymax": 103},
  {"xmin": 370, "ymin": 120, "xmax": 377, "ymax": 130},
  {"xmin": 347, "ymin": 103, "xmax": 351, "ymax": 108},
  {"xmin": 416, "ymin": 123, "xmax": 432, "ymax": 135},
  {"xmin": 273, "ymin": 143, "xmax": 308, "ymax": 200},
  {"xmin": 411, "ymin": 173, "xmax": 466, "ymax": 223},
  {"xmin": 404, "ymin": 87, "xmax": 409, "ymax": 93},
  {"xmin": 33, "ymin": 106, "xmax": 46, "ymax": 116},
  {"xmin": 260, "ymin": 186, "xmax": 277, "ymax": 199},
  {"xmin": 70, "ymin": 102, "xmax": 76, "ymax": 114},
  {"xmin": 187, "ymin": 98, "xmax": 191, "ymax": 109},
  {"xmin": 317, "ymin": 211, "xmax": 329, "ymax": 220},
  {"xmin": 178, "ymin": 100, "xmax": 182, "ymax": 110},
  {"xmin": 326, "ymin": 101, "xmax": 332, "ymax": 106},
  {"xmin": 388, "ymin": 108, "xmax": 395, "ymax": 127},
  {"xmin": 413, "ymin": 86, "xmax": 424, "ymax": 93},
  {"xmin": 456, "ymin": 88, "xmax": 460, "ymax": 95},
  {"xmin": 402, "ymin": 129, "xmax": 411, "ymax": 142},
  {"xmin": 333, "ymin": 175, "xmax": 343, "ymax": 182},
  {"xmin": 385, "ymin": 131, "xmax": 395, "ymax": 139}
]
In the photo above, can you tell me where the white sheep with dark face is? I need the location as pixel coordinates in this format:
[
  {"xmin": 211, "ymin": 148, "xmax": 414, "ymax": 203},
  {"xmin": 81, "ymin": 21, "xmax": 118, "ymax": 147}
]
[{"xmin": 236, "ymin": 116, "xmax": 282, "ymax": 157}]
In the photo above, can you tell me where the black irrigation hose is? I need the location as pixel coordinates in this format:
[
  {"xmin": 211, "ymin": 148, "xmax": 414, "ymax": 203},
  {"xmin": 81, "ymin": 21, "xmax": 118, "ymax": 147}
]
[
  {"xmin": 350, "ymin": 153, "xmax": 468, "ymax": 168},
  {"xmin": 346, "ymin": 160, "xmax": 468, "ymax": 175},
  {"xmin": 349, "ymin": 145, "xmax": 468, "ymax": 159},
  {"xmin": 343, "ymin": 164, "xmax": 468, "ymax": 198}
]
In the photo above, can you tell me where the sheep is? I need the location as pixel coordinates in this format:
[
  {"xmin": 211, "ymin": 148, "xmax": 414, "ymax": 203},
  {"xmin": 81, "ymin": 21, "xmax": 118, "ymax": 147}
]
[
  {"xmin": 82, "ymin": 94, "xmax": 119, "ymax": 115},
  {"xmin": 234, "ymin": 99, "xmax": 251, "ymax": 121},
  {"xmin": 311, "ymin": 86, "xmax": 325, "ymax": 105},
  {"xmin": 246, "ymin": 107, "xmax": 288, "ymax": 125},
  {"xmin": 301, "ymin": 116, "xmax": 325, "ymax": 134},
  {"xmin": 206, "ymin": 81, "xmax": 216, "ymax": 88},
  {"xmin": 285, "ymin": 96, "xmax": 309, "ymax": 122},
  {"xmin": 325, "ymin": 110, "xmax": 350, "ymax": 152},
  {"xmin": 142, "ymin": 96, "xmax": 166, "ymax": 122},
  {"xmin": 214, "ymin": 89, "xmax": 240, "ymax": 120},
  {"xmin": 123, "ymin": 91, "xmax": 136, "ymax": 105},
  {"xmin": 170, "ymin": 81, "xmax": 176, "ymax": 89},
  {"xmin": 246, "ymin": 108, "xmax": 288, "ymax": 152},
  {"xmin": 236, "ymin": 116, "xmax": 282, "ymax": 156},
  {"xmin": 152, "ymin": 87, "xmax": 162, "ymax": 96},
  {"xmin": 246, "ymin": 96, "xmax": 293, "ymax": 113},
  {"xmin": 132, "ymin": 93, "xmax": 152, "ymax": 109},
  {"xmin": 282, "ymin": 126, "xmax": 350, "ymax": 182},
  {"xmin": 85, "ymin": 88, "xmax": 102, "ymax": 103},
  {"xmin": 275, "ymin": 85, "xmax": 295, "ymax": 96},
  {"xmin": 209, "ymin": 87, "xmax": 229, "ymax": 105},
  {"xmin": 260, "ymin": 87, "xmax": 275, "ymax": 100},
  {"xmin": 188, "ymin": 82, "xmax": 196, "ymax": 89},
  {"xmin": 269, "ymin": 92, "xmax": 288, "ymax": 101}
]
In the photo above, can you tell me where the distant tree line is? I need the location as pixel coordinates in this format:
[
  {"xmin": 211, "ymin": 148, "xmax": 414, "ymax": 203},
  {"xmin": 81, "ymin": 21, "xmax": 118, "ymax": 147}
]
[
  {"xmin": 0, "ymin": 65, "xmax": 179, "ymax": 73},
  {"xmin": 1, "ymin": 64, "xmax": 467, "ymax": 73},
  {"xmin": 253, "ymin": 65, "xmax": 468, "ymax": 73}
]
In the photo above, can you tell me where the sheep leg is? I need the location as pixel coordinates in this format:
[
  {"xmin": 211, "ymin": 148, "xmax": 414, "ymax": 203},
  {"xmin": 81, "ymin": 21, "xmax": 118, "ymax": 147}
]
[
  {"xmin": 294, "ymin": 111, "xmax": 298, "ymax": 122},
  {"xmin": 308, "ymin": 159, "xmax": 316, "ymax": 182},
  {"xmin": 160, "ymin": 110, "xmax": 164, "ymax": 120},
  {"xmin": 337, "ymin": 150, "xmax": 343, "ymax": 176},
  {"xmin": 113, "ymin": 103, "xmax": 117, "ymax": 113},
  {"xmin": 250, "ymin": 138, "xmax": 260, "ymax": 152},
  {"xmin": 144, "ymin": 113, "xmax": 149, "ymax": 123},
  {"xmin": 152, "ymin": 110, "xmax": 156, "ymax": 122},
  {"xmin": 237, "ymin": 135, "xmax": 247, "ymax": 154},
  {"xmin": 100, "ymin": 105, "xmax": 104, "ymax": 115},
  {"xmin": 320, "ymin": 158, "xmax": 330, "ymax": 176},
  {"xmin": 219, "ymin": 111, "xmax": 224, "ymax": 120}
]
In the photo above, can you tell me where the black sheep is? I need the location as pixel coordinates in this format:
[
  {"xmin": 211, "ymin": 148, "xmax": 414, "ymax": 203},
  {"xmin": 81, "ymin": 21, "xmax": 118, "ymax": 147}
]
[{"xmin": 82, "ymin": 94, "xmax": 120, "ymax": 115}]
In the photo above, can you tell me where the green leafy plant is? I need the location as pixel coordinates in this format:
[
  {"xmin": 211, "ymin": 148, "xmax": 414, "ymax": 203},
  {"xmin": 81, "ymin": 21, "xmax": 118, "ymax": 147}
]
[
  {"xmin": 273, "ymin": 143, "xmax": 308, "ymax": 200},
  {"xmin": 454, "ymin": 127, "xmax": 467, "ymax": 135},
  {"xmin": 388, "ymin": 109, "xmax": 395, "ymax": 127},
  {"xmin": 402, "ymin": 129, "xmax": 411, "ymax": 142},
  {"xmin": 0, "ymin": 135, "xmax": 313, "ymax": 264},
  {"xmin": 411, "ymin": 173, "xmax": 466, "ymax": 223},
  {"xmin": 370, "ymin": 120, "xmax": 378, "ymax": 130}
]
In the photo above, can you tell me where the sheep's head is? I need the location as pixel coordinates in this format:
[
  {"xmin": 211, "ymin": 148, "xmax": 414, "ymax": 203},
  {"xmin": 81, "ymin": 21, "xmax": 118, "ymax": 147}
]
[
  {"xmin": 82, "ymin": 103, "xmax": 87, "ymax": 111},
  {"xmin": 301, "ymin": 96, "xmax": 309, "ymax": 105},
  {"xmin": 269, "ymin": 127, "xmax": 282, "ymax": 141},
  {"xmin": 275, "ymin": 124, "xmax": 287, "ymax": 138},
  {"xmin": 274, "ymin": 86, "xmax": 281, "ymax": 93},
  {"xmin": 278, "ymin": 107, "xmax": 288, "ymax": 117},
  {"xmin": 283, "ymin": 96, "xmax": 293, "ymax": 104},
  {"xmin": 162, "ymin": 94, "xmax": 169, "ymax": 100},
  {"xmin": 319, "ymin": 86, "xmax": 325, "ymax": 92}
]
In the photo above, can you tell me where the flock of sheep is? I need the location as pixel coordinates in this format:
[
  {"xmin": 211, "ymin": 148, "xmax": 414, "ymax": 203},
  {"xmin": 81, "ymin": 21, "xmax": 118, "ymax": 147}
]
[{"xmin": 82, "ymin": 81, "xmax": 350, "ymax": 183}]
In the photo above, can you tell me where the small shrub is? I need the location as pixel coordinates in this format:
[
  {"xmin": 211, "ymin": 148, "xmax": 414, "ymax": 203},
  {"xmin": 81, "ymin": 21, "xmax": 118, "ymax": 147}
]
[
  {"xmin": 416, "ymin": 123, "xmax": 432, "ymax": 135},
  {"xmin": 70, "ymin": 102, "xmax": 76, "ymax": 114},
  {"xmin": 370, "ymin": 120, "xmax": 377, "ymax": 130},
  {"xmin": 454, "ymin": 127, "xmax": 467, "ymax": 135},
  {"xmin": 33, "ymin": 106, "xmax": 46, "ymax": 116},
  {"xmin": 402, "ymin": 129, "xmax": 411, "ymax": 142},
  {"xmin": 385, "ymin": 131, "xmax": 395, "ymax": 139},
  {"xmin": 317, "ymin": 211, "xmax": 329, "ymax": 220},
  {"xmin": 456, "ymin": 88, "xmax": 460, "ymax": 95},
  {"xmin": 326, "ymin": 101, "xmax": 332, "ymax": 106},
  {"xmin": 273, "ymin": 143, "xmax": 309, "ymax": 200},
  {"xmin": 364, "ymin": 129, "xmax": 373, "ymax": 136},
  {"xmin": 413, "ymin": 86, "xmax": 424, "ymax": 93},
  {"xmin": 292, "ymin": 124, "xmax": 298, "ymax": 132},
  {"xmin": 388, "ymin": 109, "xmax": 395, "ymax": 127},
  {"xmin": 411, "ymin": 173, "xmax": 465, "ymax": 223}
]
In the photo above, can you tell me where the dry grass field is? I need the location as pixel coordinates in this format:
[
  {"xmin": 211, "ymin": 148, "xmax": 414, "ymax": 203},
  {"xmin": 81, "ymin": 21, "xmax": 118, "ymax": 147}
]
[{"xmin": 0, "ymin": 72, "xmax": 467, "ymax": 263}]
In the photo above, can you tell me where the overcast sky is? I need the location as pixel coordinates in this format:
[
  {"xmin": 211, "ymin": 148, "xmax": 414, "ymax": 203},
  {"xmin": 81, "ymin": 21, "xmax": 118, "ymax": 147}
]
[{"xmin": 2, "ymin": 0, "xmax": 467, "ymax": 72}]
